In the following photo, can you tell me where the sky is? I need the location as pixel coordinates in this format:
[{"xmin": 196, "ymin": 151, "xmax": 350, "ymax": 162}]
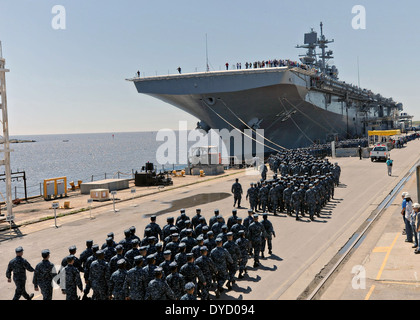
[{"xmin": 0, "ymin": 0, "xmax": 419, "ymax": 136}]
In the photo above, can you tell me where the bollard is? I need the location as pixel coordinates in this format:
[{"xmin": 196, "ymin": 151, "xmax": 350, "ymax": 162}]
[
  {"xmin": 131, "ymin": 188, "xmax": 137, "ymax": 207},
  {"xmin": 111, "ymin": 191, "xmax": 119, "ymax": 213},
  {"xmin": 87, "ymin": 198, "xmax": 94, "ymax": 219},
  {"xmin": 52, "ymin": 202, "xmax": 59, "ymax": 228}
]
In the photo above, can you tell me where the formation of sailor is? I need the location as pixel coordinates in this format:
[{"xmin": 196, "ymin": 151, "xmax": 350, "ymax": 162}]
[
  {"xmin": 5, "ymin": 208, "xmax": 277, "ymax": 300},
  {"xmin": 246, "ymin": 149, "xmax": 341, "ymax": 221}
]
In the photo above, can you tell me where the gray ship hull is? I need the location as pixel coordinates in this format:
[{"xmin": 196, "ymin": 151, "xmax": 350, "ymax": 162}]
[
  {"xmin": 129, "ymin": 67, "xmax": 398, "ymax": 156},
  {"xmin": 148, "ymin": 83, "xmax": 355, "ymax": 150}
]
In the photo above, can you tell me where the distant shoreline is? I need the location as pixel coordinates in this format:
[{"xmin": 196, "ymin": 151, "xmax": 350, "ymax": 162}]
[{"xmin": 8, "ymin": 139, "xmax": 36, "ymax": 144}]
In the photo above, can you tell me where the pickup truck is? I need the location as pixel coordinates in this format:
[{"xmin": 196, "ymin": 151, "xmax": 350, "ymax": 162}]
[{"xmin": 370, "ymin": 145, "xmax": 390, "ymax": 162}]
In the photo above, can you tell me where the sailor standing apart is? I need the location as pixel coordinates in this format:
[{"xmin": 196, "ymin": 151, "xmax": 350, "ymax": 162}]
[{"xmin": 386, "ymin": 156, "xmax": 393, "ymax": 176}]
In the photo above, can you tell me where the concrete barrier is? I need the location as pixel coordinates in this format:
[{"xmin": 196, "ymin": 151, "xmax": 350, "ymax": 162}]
[
  {"xmin": 335, "ymin": 148, "xmax": 370, "ymax": 158},
  {"xmin": 80, "ymin": 179, "xmax": 130, "ymax": 195},
  {"xmin": 188, "ymin": 164, "xmax": 225, "ymax": 176}
]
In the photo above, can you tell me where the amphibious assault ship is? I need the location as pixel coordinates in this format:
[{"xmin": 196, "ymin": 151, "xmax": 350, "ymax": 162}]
[{"xmin": 127, "ymin": 23, "xmax": 403, "ymax": 158}]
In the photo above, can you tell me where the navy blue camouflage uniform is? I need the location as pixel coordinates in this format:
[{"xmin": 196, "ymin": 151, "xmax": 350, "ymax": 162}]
[
  {"xmin": 33, "ymin": 249, "xmax": 57, "ymax": 300},
  {"xmin": 6, "ymin": 247, "xmax": 35, "ymax": 300}
]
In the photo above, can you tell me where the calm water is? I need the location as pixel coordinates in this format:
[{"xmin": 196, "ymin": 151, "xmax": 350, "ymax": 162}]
[{"xmin": 7, "ymin": 131, "xmax": 193, "ymax": 199}]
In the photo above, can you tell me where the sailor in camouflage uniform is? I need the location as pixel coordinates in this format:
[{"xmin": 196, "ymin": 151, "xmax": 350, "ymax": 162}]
[
  {"xmin": 261, "ymin": 163, "xmax": 267, "ymax": 181},
  {"xmin": 180, "ymin": 282, "xmax": 197, "ymax": 300},
  {"xmin": 181, "ymin": 228, "xmax": 197, "ymax": 253},
  {"xmin": 247, "ymin": 214, "xmax": 268, "ymax": 267},
  {"xmin": 6, "ymin": 246, "xmax": 35, "ymax": 300},
  {"xmin": 82, "ymin": 243, "xmax": 99, "ymax": 300},
  {"xmin": 162, "ymin": 217, "xmax": 178, "ymax": 240},
  {"xmin": 203, "ymin": 231, "xmax": 216, "ymax": 252},
  {"xmin": 230, "ymin": 217, "xmax": 245, "ymax": 240},
  {"xmin": 103, "ymin": 237, "xmax": 117, "ymax": 262},
  {"xmin": 101, "ymin": 232, "xmax": 116, "ymax": 250},
  {"xmin": 314, "ymin": 179, "xmax": 322, "ymax": 217},
  {"xmin": 194, "ymin": 217, "xmax": 208, "ymax": 237},
  {"xmin": 283, "ymin": 182, "xmax": 293, "ymax": 216},
  {"xmin": 227, "ymin": 209, "xmax": 239, "ymax": 230},
  {"xmin": 305, "ymin": 184, "xmax": 317, "ymax": 221},
  {"xmin": 217, "ymin": 225, "xmax": 229, "ymax": 243},
  {"xmin": 129, "ymin": 225, "xmax": 141, "ymax": 243},
  {"xmin": 194, "ymin": 246, "xmax": 216, "ymax": 300},
  {"xmin": 108, "ymin": 244, "xmax": 125, "ymax": 276},
  {"xmin": 159, "ymin": 250, "xmax": 173, "ymax": 278},
  {"xmin": 209, "ymin": 209, "xmax": 223, "ymax": 228},
  {"xmin": 298, "ymin": 184, "xmax": 306, "ymax": 217},
  {"xmin": 33, "ymin": 249, "xmax": 57, "ymax": 300},
  {"xmin": 210, "ymin": 237, "xmax": 233, "ymax": 298},
  {"xmin": 145, "ymin": 215, "xmax": 163, "ymax": 241},
  {"xmin": 144, "ymin": 267, "xmax": 176, "ymax": 300},
  {"xmin": 124, "ymin": 238, "xmax": 141, "ymax": 269},
  {"xmin": 231, "ymin": 178, "xmax": 243, "ymax": 208},
  {"xmin": 61, "ymin": 245, "xmax": 83, "ymax": 273},
  {"xmin": 236, "ymin": 230, "xmax": 250, "ymax": 278},
  {"xmin": 165, "ymin": 262, "xmax": 185, "ymax": 300},
  {"xmin": 261, "ymin": 213, "xmax": 275, "ymax": 257},
  {"xmin": 191, "ymin": 235, "xmax": 205, "ymax": 259},
  {"xmin": 123, "ymin": 255, "xmax": 147, "ymax": 300},
  {"xmin": 259, "ymin": 182, "xmax": 269, "ymax": 213},
  {"xmin": 269, "ymin": 183, "xmax": 279, "ymax": 215},
  {"xmin": 291, "ymin": 187, "xmax": 301, "ymax": 221},
  {"xmin": 175, "ymin": 242, "xmax": 188, "ymax": 268},
  {"xmin": 89, "ymin": 250, "xmax": 110, "ymax": 300},
  {"xmin": 62, "ymin": 255, "xmax": 83, "ymax": 300},
  {"xmin": 211, "ymin": 215, "xmax": 226, "ymax": 237},
  {"xmin": 332, "ymin": 162, "xmax": 341, "ymax": 187},
  {"xmin": 143, "ymin": 254, "xmax": 158, "ymax": 284},
  {"xmin": 246, "ymin": 183, "xmax": 258, "ymax": 212},
  {"xmin": 180, "ymin": 253, "xmax": 206, "ymax": 297},
  {"xmin": 79, "ymin": 240, "xmax": 94, "ymax": 270},
  {"xmin": 176, "ymin": 209, "xmax": 190, "ymax": 231},
  {"xmin": 165, "ymin": 233, "xmax": 180, "ymax": 258},
  {"xmin": 223, "ymin": 232, "xmax": 241, "ymax": 289},
  {"xmin": 119, "ymin": 229, "xmax": 133, "ymax": 254},
  {"xmin": 108, "ymin": 259, "xmax": 128, "ymax": 300},
  {"xmin": 192, "ymin": 208, "xmax": 205, "ymax": 229}
]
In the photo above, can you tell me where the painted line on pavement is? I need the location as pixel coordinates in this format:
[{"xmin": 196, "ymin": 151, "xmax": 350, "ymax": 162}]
[{"xmin": 364, "ymin": 233, "xmax": 399, "ymax": 300}]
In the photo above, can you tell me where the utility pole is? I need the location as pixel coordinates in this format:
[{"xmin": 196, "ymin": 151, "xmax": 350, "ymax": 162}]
[{"xmin": 0, "ymin": 42, "xmax": 14, "ymax": 224}]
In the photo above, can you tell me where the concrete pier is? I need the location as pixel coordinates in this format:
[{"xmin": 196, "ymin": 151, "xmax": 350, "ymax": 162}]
[{"xmin": 1, "ymin": 138, "xmax": 420, "ymax": 301}]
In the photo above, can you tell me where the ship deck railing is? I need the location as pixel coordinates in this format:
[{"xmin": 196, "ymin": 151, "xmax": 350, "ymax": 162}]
[{"xmin": 126, "ymin": 66, "xmax": 312, "ymax": 82}]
